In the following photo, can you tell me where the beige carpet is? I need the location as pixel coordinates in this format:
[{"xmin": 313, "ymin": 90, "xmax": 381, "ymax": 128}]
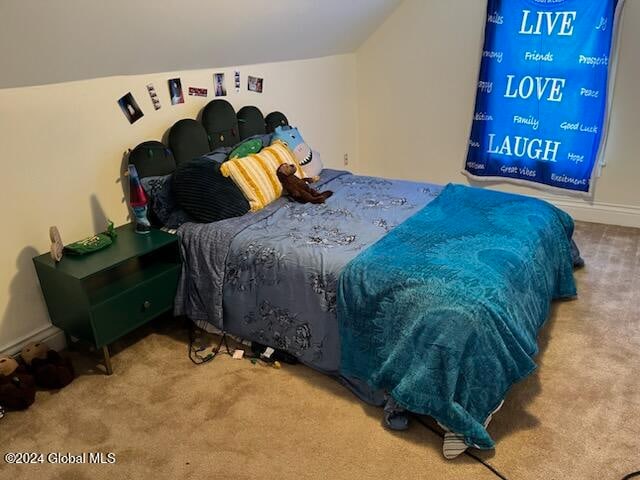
[{"xmin": 2, "ymin": 221, "xmax": 639, "ymax": 480}]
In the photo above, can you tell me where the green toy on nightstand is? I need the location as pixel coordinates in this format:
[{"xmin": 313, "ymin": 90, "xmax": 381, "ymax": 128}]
[
  {"xmin": 33, "ymin": 223, "xmax": 180, "ymax": 375},
  {"xmin": 49, "ymin": 222, "xmax": 117, "ymax": 263},
  {"xmin": 65, "ymin": 221, "xmax": 118, "ymax": 255}
]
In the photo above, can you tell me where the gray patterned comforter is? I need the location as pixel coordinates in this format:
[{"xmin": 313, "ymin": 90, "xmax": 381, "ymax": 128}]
[{"xmin": 174, "ymin": 169, "xmax": 442, "ymax": 374}]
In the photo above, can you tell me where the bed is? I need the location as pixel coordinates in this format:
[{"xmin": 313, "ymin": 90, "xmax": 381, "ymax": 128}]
[
  {"xmin": 132, "ymin": 101, "xmax": 580, "ymax": 455},
  {"xmin": 175, "ymin": 169, "xmax": 443, "ymax": 373}
]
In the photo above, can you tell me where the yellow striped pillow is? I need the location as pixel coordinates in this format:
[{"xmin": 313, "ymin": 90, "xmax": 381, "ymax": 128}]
[{"xmin": 220, "ymin": 141, "xmax": 304, "ymax": 211}]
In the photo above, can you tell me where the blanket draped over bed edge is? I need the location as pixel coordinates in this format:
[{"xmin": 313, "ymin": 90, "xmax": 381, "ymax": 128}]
[{"xmin": 337, "ymin": 183, "xmax": 577, "ymax": 449}]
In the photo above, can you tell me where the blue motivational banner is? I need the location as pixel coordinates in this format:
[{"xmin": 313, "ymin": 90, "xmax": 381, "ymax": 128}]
[{"xmin": 465, "ymin": 0, "xmax": 624, "ymax": 195}]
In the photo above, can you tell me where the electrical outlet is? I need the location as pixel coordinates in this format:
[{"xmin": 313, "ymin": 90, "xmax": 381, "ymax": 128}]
[{"xmin": 343, "ymin": 153, "xmax": 349, "ymax": 166}]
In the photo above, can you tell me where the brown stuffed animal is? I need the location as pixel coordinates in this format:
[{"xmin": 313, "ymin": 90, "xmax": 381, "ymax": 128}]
[
  {"xmin": 0, "ymin": 356, "xmax": 36, "ymax": 411},
  {"xmin": 21, "ymin": 342, "xmax": 74, "ymax": 390},
  {"xmin": 276, "ymin": 164, "xmax": 333, "ymax": 204}
]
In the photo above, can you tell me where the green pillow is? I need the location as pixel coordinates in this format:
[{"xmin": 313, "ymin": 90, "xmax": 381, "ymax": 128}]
[{"xmin": 229, "ymin": 138, "xmax": 263, "ymax": 159}]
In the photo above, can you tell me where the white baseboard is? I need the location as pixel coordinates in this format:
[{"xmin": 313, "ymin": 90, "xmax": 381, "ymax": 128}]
[
  {"xmin": 539, "ymin": 196, "xmax": 640, "ymax": 228},
  {"xmin": 0, "ymin": 325, "xmax": 66, "ymax": 357}
]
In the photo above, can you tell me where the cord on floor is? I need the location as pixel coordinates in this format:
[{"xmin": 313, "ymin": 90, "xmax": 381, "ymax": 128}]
[
  {"xmin": 188, "ymin": 324, "xmax": 232, "ymax": 365},
  {"xmin": 187, "ymin": 324, "xmax": 281, "ymax": 367},
  {"xmin": 622, "ymin": 472, "xmax": 640, "ymax": 480},
  {"xmin": 414, "ymin": 415, "xmax": 509, "ymax": 480}
]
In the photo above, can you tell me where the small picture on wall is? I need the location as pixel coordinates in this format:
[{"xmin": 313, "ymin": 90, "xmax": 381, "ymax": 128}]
[
  {"xmin": 146, "ymin": 83, "xmax": 161, "ymax": 110},
  {"xmin": 234, "ymin": 71, "xmax": 241, "ymax": 92},
  {"xmin": 248, "ymin": 75, "xmax": 263, "ymax": 93},
  {"xmin": 188, "ymin": 87, "xmax": 208, "ymax": 97},
  {"xmin": 168, "ymin": 78, "xmax": 184, "ymax": 105},
  {"xmin": 214, "ymin": 73, "xmax": 227, "ymax": 97},
  {"xmin": 118, "ymin": 92, "xmax": 144, "ymax": 124}
]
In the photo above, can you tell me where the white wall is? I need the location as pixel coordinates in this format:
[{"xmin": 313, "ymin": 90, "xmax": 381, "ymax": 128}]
[
  {"xmin": 0, "ymin": 0, "xmax": 401, "ymax": 88},
  {"xmin": 356, "ymin": 0, "xmax": 640, "ymax": 227},
  {"xmin": 0, "ymin": 54, "xmax": 358, "ymax": 354}
]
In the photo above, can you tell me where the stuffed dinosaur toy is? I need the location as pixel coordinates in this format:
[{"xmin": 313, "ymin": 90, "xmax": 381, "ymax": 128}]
[{"xmin": 271, "ymin": 126, "xmax": 323, "ymax": 180}]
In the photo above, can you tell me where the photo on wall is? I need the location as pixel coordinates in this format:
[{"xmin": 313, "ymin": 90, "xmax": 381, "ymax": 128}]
[
  {"xmin": 248, "ymin": 75, "xmax": 263, "ymax": 93},
  {"xmin": 214, "ymin": 73, "xmax": 227, "ymax": 97},
  {"xmin": 146, "ymin": 83, "xmax": 161, "ymax": 110},
  {"xmin": 117, "ymin": 92, "xmax": 144, "ymax": 124},
  {"xmin": 168, "ymin": 78, "xmax": 184, "ymax": 105},
  {"xmin": 234, "ymin": 71, "xmax": 241, "ymax": 92},
  {"xmin": 188, "ymin": 87, "xmax": 208, "ymax": 97}
]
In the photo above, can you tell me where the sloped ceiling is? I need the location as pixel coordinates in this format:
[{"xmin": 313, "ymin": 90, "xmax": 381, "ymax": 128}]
[{"xmin": 0, "ymin": 0, "xmax": 402, "ymax": 89}]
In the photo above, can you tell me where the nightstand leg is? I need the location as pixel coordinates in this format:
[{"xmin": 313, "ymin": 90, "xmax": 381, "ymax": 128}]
[{"xmin": 103, "ymin": 345, "xmax": 113, "ymax": 375}]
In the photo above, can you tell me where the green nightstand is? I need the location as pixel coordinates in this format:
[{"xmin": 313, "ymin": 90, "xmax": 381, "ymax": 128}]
[{"xmin": 33, "ymin": 223, "xmax": 180, "ymax": 374}]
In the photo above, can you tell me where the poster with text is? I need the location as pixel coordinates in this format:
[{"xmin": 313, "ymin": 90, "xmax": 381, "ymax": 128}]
[
  {"xmin": 188, "ymin": 87, "xmax": 208, "ymax": 97},
  {"xmin": 464, "ymin": 0, "xmax": 624, "ymax": 195}
]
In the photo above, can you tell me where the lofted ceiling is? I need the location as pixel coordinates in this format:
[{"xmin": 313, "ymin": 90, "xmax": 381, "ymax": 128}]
[{"xmin": 0, "ymin": 0, "xmax": 402, "ymax": 89}]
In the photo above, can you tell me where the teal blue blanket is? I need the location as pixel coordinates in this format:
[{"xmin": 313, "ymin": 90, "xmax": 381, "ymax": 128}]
[{"xmin": 338, "ymin": 184, "xmax": 577, "ymax": 449}]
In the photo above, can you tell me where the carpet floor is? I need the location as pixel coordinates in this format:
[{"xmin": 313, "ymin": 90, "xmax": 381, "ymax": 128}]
[{"xmin": 1, "ymin": 221, "xmax": 639, "ymax": 480}]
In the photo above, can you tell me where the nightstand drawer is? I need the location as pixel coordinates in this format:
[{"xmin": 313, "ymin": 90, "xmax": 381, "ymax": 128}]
[{"xmin": 90, "ymin": 265, "xmax": 180, "ymax": 347}]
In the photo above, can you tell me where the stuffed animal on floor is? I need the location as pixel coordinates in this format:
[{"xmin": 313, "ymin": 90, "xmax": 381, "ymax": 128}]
[
  {"xmin": 21, "ymin": 342, "xmax": 74, "ymax": 390},
  {"xmin": 276, "ymin": 164, "xmax": 333, "ymax": 204},
  {"xmin": 0, "ymin": 356, "xmax": 36, "ymax": 411}
]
